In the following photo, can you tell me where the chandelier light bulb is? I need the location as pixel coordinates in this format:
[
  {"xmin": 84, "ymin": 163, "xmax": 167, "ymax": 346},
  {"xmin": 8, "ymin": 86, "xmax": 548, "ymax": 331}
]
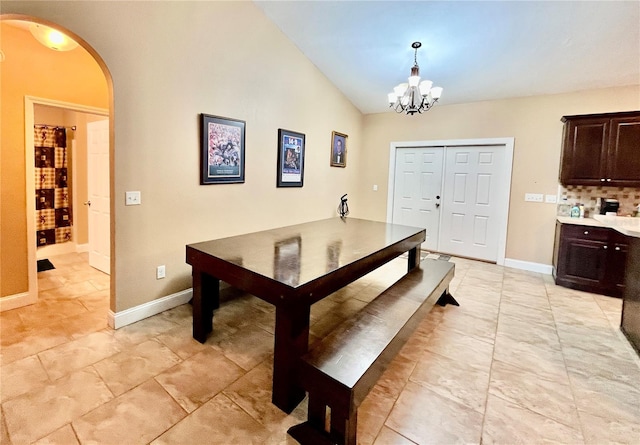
[{"xmin": 387, "ymin": 42, "xmax": 443, "ymax": 115}]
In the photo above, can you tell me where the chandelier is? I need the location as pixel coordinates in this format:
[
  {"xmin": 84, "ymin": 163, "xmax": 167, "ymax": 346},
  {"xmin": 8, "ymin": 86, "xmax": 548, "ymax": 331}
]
[{"xmin": 387, "ymin": 42, "xmax": 443, "ymax": 115}]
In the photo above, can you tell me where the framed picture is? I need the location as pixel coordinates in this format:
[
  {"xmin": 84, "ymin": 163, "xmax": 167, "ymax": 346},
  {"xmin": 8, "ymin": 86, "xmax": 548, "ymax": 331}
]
[
  {"xmin": 277, "ymin": 128, "xmax": 305, "ymax": 187},
  {"xmin": 200, "ymin": 114, "xmax": 245, "ymax": 184},
  {"xmin": 330, "ymin": 131, "xmax": 347, "ymax": 167}
]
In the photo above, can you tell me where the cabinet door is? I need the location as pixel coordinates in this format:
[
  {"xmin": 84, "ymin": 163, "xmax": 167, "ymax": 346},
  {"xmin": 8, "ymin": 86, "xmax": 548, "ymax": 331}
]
[
  {"xmin": 561, "ymin": 238, "xmax": 608, "ymax": 286},
  {"xmin": 607, "ymin": 116, "xmax": 640, "ymax": 185},
  {"xmin": 560, "ymin": 118, "xmax": 608, "ymax": 185},
  {"xmin": 607, "ymin": 230, "xmax": 630, "ymax": 296}
]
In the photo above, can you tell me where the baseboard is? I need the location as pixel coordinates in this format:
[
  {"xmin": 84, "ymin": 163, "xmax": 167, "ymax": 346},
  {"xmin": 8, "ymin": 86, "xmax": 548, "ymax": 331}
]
[
  {"xmin": 108, "ymin": 288, "xmax": 193, "ymax": 329},
  {"xmin": 503, "ymin": 258, "xmax": 553, "ymax": 275},
  {"xmin": 0, "ymin": 291, "xmax": 37, "ymax": 312},
  {"xmin": 76, "ymin": 243, "xmax": 89, "ymax": 253}
]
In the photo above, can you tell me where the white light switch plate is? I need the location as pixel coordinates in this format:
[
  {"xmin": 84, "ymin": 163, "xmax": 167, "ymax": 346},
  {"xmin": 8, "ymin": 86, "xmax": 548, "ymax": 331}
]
[
  {"xmin": 524, "ymin": 193, "xmax": 543, "ymax": 202},
  {"xmin": 545, "ymin": 194, "xmax": 557, "ymax": 203},
  {"xmin": 125, "ymin": 191, "xmax": 141, "ymax": 206}
]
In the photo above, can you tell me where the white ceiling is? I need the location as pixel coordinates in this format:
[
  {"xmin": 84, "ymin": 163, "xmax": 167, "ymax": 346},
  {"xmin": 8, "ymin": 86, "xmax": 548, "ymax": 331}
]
[{"xmin": 255, "ymin": 1, "xmax": 640, "ymax": 114}]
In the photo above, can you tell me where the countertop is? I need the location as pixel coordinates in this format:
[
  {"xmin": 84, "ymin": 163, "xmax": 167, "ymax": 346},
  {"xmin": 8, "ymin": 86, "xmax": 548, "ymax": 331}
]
[{"xmin": 557, "ymin": 215, "xmax": 640, "ymax": 238}]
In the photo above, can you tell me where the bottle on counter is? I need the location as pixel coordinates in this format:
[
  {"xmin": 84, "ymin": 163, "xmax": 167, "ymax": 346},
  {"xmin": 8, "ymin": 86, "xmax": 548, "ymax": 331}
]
[
  {"xmin": 579, "ymin": 204, "xmax": 585, "ymax": 218},
  {"xmin": 570, "ymin": 204, "xmax": 581, "ymax": 218}
]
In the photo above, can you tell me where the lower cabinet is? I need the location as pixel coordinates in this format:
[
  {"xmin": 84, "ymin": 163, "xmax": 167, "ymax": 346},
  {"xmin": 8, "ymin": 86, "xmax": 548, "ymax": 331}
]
[{"xmin": 553, "ymin": 222, "xmax": 629, "ymax": 297}]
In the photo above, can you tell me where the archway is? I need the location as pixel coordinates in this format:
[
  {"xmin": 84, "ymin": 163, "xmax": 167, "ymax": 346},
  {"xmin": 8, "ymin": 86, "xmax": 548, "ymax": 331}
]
[{"xmin": 0, "ymin": 15, "xmax": 115, "ymax": 315}]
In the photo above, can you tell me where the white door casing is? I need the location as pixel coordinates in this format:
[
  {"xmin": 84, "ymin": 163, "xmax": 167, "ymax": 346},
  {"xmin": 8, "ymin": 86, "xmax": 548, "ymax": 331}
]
[
  {"xmin": 387, "ymin": 138, "xmax": 513, "ymax": 265},
  {"xmin": 87, "ymin": 119, "xmax": 110, "ymax": 274},
  {"xmin": 392, "ymin": 147, "xmax": 444, "ymax": 251}
]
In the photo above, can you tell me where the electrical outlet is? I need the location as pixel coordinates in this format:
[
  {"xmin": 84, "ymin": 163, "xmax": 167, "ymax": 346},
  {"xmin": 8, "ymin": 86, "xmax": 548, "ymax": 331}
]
[
  {"xmin": 373, "ymin": 184, "xmax": 378, "ymax": 191},
  {"xmin": 524, "ymin": 193, "xmax": 544, "ymax": 202},
  {"xmin": 125, "ymin": 191, "xmax": 141, "ymax": 206},
  {"xmin": 545, "ymin": 194, "xmax": 558, "ymax": 203},
  {"xmin": 156, "ymin": 265, "xmax": 165, "ymax": 279}
]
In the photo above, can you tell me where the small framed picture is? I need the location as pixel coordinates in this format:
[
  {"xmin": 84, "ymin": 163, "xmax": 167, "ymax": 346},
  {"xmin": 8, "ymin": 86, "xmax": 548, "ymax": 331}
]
[
  {"xmin": 200, "ymin": 114, "xmax": 245, "ymax": 184},
  {"xmin": 330, "ymin": 131, "xmax": 347, "ymax": 167},
  {"xmin": 277, "ymin": 128, "xmax": 305, "ymax": 187}
]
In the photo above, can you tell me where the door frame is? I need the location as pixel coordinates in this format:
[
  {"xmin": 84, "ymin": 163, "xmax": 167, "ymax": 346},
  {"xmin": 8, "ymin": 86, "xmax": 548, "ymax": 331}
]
[
  {"xmin": 386, "ymin": 137, "xmax": 514, "ymax": 265},
  {"xmin": 20, "ymin": 96, "xmax": 108, "ymax": 309}
]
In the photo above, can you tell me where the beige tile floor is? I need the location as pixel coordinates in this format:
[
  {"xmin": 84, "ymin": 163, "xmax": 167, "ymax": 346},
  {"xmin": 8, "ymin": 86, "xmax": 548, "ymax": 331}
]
[{"xmin": 1, "ymin": 252, "xmax": 639, "ymax": 444}]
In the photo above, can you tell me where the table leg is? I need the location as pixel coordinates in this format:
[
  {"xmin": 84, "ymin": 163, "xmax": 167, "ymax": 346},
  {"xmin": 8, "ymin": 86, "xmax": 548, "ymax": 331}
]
[
  {"xmin": 192, "ymin": 268, "xmax": 219, "ymax": 343},
  {"xmin": 273, "ymin": 303, "xmax": 310, "ymax": 413},
  {"xmin": 408, "ymin": 246, "xmax": 420, "ymax": 272}
]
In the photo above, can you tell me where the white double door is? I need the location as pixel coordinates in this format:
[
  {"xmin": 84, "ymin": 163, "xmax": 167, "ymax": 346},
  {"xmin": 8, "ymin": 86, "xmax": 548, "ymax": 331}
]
[{"xmin": 392, "ymin": 145, "xmax": 507, "ymax": 262}]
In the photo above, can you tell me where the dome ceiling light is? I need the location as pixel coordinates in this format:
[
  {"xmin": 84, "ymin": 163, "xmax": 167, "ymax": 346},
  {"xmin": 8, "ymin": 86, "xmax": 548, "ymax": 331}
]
[{"xmin": 29, "ymin": 23, "xmax": 79, "ymax": 52}]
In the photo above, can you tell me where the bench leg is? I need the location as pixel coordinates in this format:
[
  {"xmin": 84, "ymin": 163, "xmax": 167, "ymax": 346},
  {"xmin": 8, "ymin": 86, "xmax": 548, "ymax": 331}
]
[
  {"xmin": 436, "ymin": 289, "xmax": 459, "ymax": 307},
  {"xmin": 330, "ymin": 407, "xmax": 357, "ymax": 445}
]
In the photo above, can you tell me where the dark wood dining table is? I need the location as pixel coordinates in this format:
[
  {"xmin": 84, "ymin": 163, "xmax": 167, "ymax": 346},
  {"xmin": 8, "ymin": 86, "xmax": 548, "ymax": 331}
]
[{"xmin": 185, "ymin": 217, "xmax": 426, "ymax": 413}]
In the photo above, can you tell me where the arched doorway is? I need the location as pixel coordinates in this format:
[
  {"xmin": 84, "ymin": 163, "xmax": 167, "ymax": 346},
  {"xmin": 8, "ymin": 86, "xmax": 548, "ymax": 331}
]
[{"xmin": 0, "ymin": 15, "xmax": 114, "ymax": 316}]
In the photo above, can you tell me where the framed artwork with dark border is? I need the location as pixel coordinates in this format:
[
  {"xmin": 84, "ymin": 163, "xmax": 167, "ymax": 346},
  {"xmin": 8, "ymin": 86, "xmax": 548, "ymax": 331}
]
[
  {"xmin": 330, "ymin": 131, "xmax": 347, "ymax": 167},
  {"xmin": 276, "ymin": 128, "xmax": 305, "ymax": 187},
  {"xmin": 200, "ymin": 114, "xmax": 245, "ymax": 184}
]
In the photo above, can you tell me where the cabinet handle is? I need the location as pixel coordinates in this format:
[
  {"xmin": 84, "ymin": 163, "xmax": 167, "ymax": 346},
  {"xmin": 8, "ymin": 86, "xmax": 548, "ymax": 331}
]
[
  {"xmin": 615, "ymin": 246, "xmax": 620, "ymax": 251},
  {"xmin": 603, "ymin": 245, "xmax": 608, "ymax": 249},
  {"xmin": 606, "ymin": 178, "xmax": 611, "ymax": 182},
  {"xmin": 600, "ymin": 178, "xmax": 606, "ymax": 182},
  {"xmin": 584, "ymin": 231, "xmax": 589, "ymax": 235}
]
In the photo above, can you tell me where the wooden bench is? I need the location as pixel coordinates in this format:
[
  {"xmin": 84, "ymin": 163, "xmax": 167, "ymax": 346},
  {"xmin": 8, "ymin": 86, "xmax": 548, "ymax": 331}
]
[{"xmin": 288, "ymin": 258, "xmax": 456, "ymax": 445}]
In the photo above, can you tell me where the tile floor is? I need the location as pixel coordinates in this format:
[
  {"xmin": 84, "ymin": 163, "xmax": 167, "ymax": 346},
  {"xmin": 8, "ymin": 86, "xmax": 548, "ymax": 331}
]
[{"xmin": 1, "ymin": 252, "xmax": 639, "ymax": 444}]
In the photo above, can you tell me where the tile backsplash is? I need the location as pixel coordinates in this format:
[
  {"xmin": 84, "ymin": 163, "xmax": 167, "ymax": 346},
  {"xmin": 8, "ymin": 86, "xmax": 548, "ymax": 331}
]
[{"xmin": 559, "ymin": 185, "xmax": 640, "ymax": 217}]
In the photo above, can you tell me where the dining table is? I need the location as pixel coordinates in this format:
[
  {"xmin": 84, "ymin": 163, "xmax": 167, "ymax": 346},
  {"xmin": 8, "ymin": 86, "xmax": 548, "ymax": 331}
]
[{"xmin": 185, "ymin": 217, "xmax": 426, "ymax": 413}]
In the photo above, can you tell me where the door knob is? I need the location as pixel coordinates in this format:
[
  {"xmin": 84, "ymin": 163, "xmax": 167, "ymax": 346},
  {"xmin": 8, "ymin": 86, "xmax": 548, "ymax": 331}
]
[{"xmin": 84, "ymin": 201, "xmax": 91, "ymax": 206}]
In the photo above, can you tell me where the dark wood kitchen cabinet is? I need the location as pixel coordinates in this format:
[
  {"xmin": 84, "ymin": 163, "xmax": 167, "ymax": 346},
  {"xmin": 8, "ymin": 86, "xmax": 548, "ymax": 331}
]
[
  {"xmin": 553, "ymin": 222, "xmax": 629, "ymax": 297},
  {"xmin": 559, "ymin": 111, "xmax": 640, "ymax": 186}
]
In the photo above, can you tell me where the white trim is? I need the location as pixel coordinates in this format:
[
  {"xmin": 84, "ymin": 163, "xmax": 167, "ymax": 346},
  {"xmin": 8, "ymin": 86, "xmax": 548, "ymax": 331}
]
[
  {"xmin": 0, "ymin": 292, "xmax": 37, "ymax": 312},
  {"xmin": 503, "ymin": 258, "xmax": 553, "ymax": 275},
  {"xmin": 107, "ymin": 289, "xmax": 193, "ymax": 329},
  {"xmin": 76, "ymin": 243, "xmax": 89, "ymax": 253},
  {"xmin": 387, "ymin": 137, "xmax": 514, "ymax": 266},
  {"xmin": 23, "ymin": 96, "xmax": 109, "ymax": 312}
]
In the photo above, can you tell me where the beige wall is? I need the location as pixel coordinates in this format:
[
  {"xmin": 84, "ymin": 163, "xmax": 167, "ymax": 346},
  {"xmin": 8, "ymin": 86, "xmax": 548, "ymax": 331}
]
[
  {"xmin": 0, "ymin": 22, "xmax": 108, "ymax": 297},
  {"xmin": 357, "ymin": 86, "xmax": 640, "ymax": 265},
  {"xmin": 1, "ymin": 1, "xmax": 364, "ymax": 311}
]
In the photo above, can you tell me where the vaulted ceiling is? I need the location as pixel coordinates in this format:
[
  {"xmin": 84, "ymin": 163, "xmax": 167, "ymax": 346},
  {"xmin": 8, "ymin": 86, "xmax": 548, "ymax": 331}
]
[{"xmin": 255, "ymin": 1, "xmax": 640, "ymax": 114}]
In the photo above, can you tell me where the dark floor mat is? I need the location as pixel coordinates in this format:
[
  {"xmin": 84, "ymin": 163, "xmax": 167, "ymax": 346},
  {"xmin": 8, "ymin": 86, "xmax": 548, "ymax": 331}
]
[{"xmin": 37, "ymin": 259, "xmax": 55, "ymax": 272}]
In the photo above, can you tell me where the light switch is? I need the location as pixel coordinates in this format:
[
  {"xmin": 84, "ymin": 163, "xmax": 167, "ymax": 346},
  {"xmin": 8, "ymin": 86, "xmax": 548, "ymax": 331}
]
[{"xmin": 125, "ymin": 191, "xmax": 141, "ymax": 205}]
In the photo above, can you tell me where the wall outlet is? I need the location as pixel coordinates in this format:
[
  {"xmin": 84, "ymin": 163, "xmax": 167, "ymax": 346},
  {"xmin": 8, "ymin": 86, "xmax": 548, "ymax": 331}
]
[
  {"xmin": 125, "ymin": 191, "xmax": 141, "ymax": 206},
  {"xmin": 545, "ymin": 194, "xmax": 558, "ymax": 203},
  {"xmin": 156, "ymin": 265, "xmax": 166, "ymax": 279},
  {"xmin": 524, "ymin": 193, "xmax": 544, "ymax": 202},
  {"xmin": 373, "ymin": 184, "xmax": 378, "ymax": 191}
]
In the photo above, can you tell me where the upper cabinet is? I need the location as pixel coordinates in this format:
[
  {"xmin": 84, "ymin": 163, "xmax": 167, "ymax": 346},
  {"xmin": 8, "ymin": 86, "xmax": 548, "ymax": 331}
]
[{"xmin": 560, "ymin": 111, "xmax": 640, "ymax": 186}]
